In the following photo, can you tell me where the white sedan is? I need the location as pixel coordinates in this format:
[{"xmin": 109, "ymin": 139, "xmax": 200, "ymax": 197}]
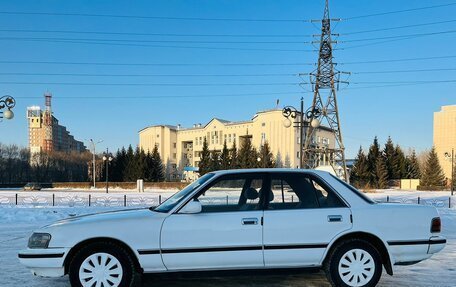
[{"xmin": 19, "ymin": 169, "xmax": 446, "ymax": 287}]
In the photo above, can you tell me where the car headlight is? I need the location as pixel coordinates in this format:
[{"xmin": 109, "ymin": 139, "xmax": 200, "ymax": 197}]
[{"xmin": 28, "ymin": 233, "xmax": 51, "ymax": 249}]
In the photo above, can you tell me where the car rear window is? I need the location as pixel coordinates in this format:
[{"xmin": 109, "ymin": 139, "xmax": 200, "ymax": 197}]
[{"xmin": 329, "ymin": 174, "xmax": 376, "ymax": 204}]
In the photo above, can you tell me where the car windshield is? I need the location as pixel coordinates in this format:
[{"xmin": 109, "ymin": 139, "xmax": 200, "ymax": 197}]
[{"xmin": 154, "ymin": 173, "xmax": 215, "ymax": 213}]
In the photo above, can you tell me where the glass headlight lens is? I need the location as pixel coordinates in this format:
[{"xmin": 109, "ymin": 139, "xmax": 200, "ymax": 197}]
[{"xmin": 28, "ymin": 233, "xmax": 51, "ymax": 249}]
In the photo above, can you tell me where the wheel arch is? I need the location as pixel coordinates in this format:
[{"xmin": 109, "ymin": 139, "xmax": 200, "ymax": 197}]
[
  {"xmin": 63, "ymin": 237, "xmax": 143, "ymax": 274},
  {"xmin": 323, "ymin": 231, "xmax": 394, "ymax": 276}
]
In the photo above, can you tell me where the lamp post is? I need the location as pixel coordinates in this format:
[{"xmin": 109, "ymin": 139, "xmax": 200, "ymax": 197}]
[
  {"xmin": 282, "ymin": 97, "xmax": 321, "ymax": 169},
  {"xmin": 0, "ymin": 95, "xmax": 16, "ymax": 121},
  {"xmin": 103, "ymin": 149, "xmax": 113, "ymax": 194},
  {"xmin": 88, "ymin": 139, "xmax": 103, "ymax": 189},
  {"xmin": 445, "ymin": 149, "xmax": 455, "ymax": 196}
]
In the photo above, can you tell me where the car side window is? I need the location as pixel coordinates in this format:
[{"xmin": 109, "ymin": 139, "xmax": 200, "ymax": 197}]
[
  {"xmin": 195, "ymin": 175, "xmax": 263, "ymax": 213},
  {"xmin": 268, "ymin": 173, "xmax": 344, "ymax": 210}
]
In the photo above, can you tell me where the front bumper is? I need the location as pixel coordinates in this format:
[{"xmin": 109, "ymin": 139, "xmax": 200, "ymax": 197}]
[{"xmin": 18, "ymin": 247, "xmax": 70, "ymax": 277}]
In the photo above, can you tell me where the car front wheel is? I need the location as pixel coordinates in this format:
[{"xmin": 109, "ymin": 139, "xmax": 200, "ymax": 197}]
[
  {"xmin": 325, "ymin": 239, "xmax": 382, "ymax": 287},
  {"xmin": 69, "ymin": 242, "xmax": 138, "ymax": 287}
]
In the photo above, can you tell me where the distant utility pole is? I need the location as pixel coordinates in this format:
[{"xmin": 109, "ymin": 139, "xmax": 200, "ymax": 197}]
[
  {"xmin": 303, "ymin": 0, "xmax": 349, "ymax": 181},
  {"xmin": 88, "ymin": 139, "xmax": 103, "ymax": 188}
]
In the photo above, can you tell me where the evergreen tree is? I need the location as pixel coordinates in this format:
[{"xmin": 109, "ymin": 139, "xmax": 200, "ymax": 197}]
[
  {"xmin": 151, "ymin": 145, "xmax": 164, "ymax": 182},
  {"xmin": 124, "ymin": 145, "xmax": 135, "ymax": 181},
  {"xmin": 367, "ymin": 137, "xmax": 380, "ymax": 187},
  {"xmin": 383, "ymin": 136, "xmax": 396, "ymax": 180},
  {"xmin": 421, "ymin": 147, "xmax": 446, "ymax": 189},
  {"xmin": 393, "ymin": 145, "xmax": 407, "ymax": 179},
  {"xmin": 284, "ymin": 154, "xmax": 291, "ymax": 168},
  {"xmin": 376, "ymin": 155, "xmax": 389, "ymax": 189},
  {"xmin": 238, "ymin": 137, "xmax": 257, "ymax": 168},
  {"xmin": 145, "ymin": 151, "xmax": 154, "ymax": 181},
  {"xmin": 198, "ymin": 137, "xmax": 211, "ymax": 175},
  {"xmin": 219, "ymin": 140, "xmax": 231, "ymax": 170},
  {"xmin": 405, "ymin": 150, "xmax": 421, "ymax": 179},
  {"xmin": 229, "ymin": 140, "xmax": 239, "ymax": 169},
  {"xmin": 112, "ymin": 147, "xmax": 126, "ymax": 182},
  {"xmin": 135, "ymin": 147, "xmax": 147, "ymax": 180},
  {"xmin": 209, "ymin": 150, "xmax": 220, "ymax": 171},
  {"xmin": 275, "ymin": 151, "xmax": 283, "ymax": 168},
  {"xmin": 351, "ymin": 146, "xmax": 369, "ymax": 188},
  {"xmin": 258, "ymin": 141, "xmax": 274, "ymax": 168}
]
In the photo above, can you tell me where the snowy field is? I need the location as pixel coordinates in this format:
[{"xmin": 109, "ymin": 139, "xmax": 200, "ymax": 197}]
[{"xmin": 0, "ymin": 190, "xmax": 455, "ymax": 287}]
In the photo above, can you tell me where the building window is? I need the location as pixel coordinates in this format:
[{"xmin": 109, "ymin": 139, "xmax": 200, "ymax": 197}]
[
  {"xmin": 157, "ymin": 134, "xmax": 160, "ymax": 138},
  {"xmin": 173, "ymin": 153, "xmax": 176, "ymax": 159},
  {"xmin": 173, "ymin": 142, "xmax": 177, "ymax": 148},
  {"xmin": 262, "ymin": 122, "xmax": 266, "ymax": 127}
]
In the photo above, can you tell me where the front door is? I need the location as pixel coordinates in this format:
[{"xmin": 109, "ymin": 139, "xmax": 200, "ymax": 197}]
[
  {"xmin": 160, "ymin": 173, "xmax": 266, "ymax": 271},
  {"xmin": 263, "ymin": 172, "xmax": 352, "ymax": 267}
]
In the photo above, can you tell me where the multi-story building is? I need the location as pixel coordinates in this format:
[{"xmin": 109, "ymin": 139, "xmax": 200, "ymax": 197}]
[
  {"xmin": 434, "ymin": 105, "xmax": 456, "ymax": 180},
  {"xmin": 27, "ymin": 94, "xmax": 86, "ymax": 154},
  {"xmin": 139, "ymin": 108, "xmax": 335, "ymax": 179}
]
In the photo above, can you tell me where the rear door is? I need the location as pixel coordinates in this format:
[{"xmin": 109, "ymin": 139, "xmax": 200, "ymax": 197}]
[
  {"xmin": 263, "ymin": 172, "xmax": 352, "ymax": 267},
  {"xmin": 160, "ymin": 173, "xmax": 266, "ymax": 271}
]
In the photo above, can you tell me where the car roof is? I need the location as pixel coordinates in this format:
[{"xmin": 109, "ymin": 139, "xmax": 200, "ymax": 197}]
[{"xmin": 208, "ymin": 168, "xmax": 330, "ymax": 177}]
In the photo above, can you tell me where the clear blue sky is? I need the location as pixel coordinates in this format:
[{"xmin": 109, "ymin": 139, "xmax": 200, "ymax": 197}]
[{"xmin": 0, "ymin": 0, "xmax": 455, "ymax": 158}]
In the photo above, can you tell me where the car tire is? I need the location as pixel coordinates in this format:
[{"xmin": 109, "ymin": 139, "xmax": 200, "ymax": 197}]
[
  {"xmin": 69, "ymin": 241, "xmax": 139, "ymax": 287},
  {"xmin": 324, "ymin": 238, "xmax": 382, "ymax": 287}
]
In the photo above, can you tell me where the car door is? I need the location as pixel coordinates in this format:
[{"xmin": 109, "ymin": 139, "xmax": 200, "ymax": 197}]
[
  {"xmin": 160, "ymin": 173, "xmax": 266, "ymax": 271},
  {"xmin": 263, "ymin": 172, "xmax": 352, "ymax": 267}
]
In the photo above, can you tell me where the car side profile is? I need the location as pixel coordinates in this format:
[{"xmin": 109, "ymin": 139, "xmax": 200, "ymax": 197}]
[{"xmin": 19, "ymin": 169, "xmax": 446, "ymax": 287}]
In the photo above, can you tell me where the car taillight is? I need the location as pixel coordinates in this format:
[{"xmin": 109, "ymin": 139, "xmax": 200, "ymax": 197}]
[{"xmin": 431, "ymin": 217, "xmax": 441, "ymax": 233}]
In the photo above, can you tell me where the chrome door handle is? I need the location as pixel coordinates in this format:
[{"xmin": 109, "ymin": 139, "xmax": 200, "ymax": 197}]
[
  {"xmin": 328, "ymin": 215, "xmax": 342, "ymax": 222},
  {"xmin": 242, "ymin": 218, "xmax": 258, "ymax": 225}
]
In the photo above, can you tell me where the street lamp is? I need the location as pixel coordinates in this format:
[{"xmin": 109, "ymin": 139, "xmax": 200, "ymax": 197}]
[
  {"xmin": 0, "ymin": 95, "xmax": 16, "ymax": 121},
  {"xmin": 282, "ymin": 97, "xmax": 321, "ymax": 169},
  {"xmin": 103, "ymin": 149, "xmax": 113, "ymax": 194},
  {"xmin": 444, "ymin": 149, "xmax": 455, "ymax": 196},
  {"xmin": 87, "ymin": 139, "xmax": 103, "ymax": 189}
]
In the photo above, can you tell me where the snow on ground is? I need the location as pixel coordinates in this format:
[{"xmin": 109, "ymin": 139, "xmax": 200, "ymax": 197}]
[{"xmin": 0, "ymin": 191, "xmax": 455, "ymax": 287}]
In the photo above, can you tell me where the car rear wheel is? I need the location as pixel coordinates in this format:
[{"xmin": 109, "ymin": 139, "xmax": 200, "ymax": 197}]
[
  {"xmin": 69, "ymin": 242, "xmax": 138, "ymax": 287},
  {"xmin": 325, "ymin": 239, "xmax": 382, "ymax": 287}
]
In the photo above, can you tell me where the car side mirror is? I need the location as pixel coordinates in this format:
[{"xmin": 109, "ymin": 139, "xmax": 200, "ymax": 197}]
[{"xmin": 179, "ymin": 199, "xmax": 202, "ymax": 214}]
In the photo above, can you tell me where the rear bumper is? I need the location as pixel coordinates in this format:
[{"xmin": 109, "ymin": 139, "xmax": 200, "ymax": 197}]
[
  {"xmin": 388, "ymin": 236, "xmax": 446, "ymax": 265},
  {"xmin": 18, "ymin": 248, "xmax": 70, "ymax": 277},
  {"xmin": 427, "ymin": 236, "xmax": 446, "ymax": 254}
]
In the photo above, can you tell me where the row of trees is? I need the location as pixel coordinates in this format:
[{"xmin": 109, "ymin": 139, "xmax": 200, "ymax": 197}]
[
  {"xmin": 350, "ymin": 137, "xmax": 452, "ymax": 190},
  {"xmin": 106, "ymin": 145, "xmax": 164, "ymax": 182},
  {"xmin": 198, "ymin": 137, "xmax": 276, "ymax": 175},
  {"xmin": 0, "ymin": 143, "xmax": 91, "ymax": 184}
]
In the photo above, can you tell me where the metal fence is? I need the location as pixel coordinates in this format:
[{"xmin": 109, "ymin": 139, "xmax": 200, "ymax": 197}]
[
  {"xmin": 0, "ymin": 193, "xmax": 452, "ymax": 209},
  {"xmin": 0, "ymin": 193, "xmax": 168, "ymax": 207},
  {"xmin": 376, "ymin": 196, "xmax": 452, "ymax": 209}
]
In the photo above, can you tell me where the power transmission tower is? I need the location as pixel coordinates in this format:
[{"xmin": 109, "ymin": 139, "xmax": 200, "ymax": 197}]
[{"xmin": 303, "ymin": 0, "xmax": 349, "ymax": 181}]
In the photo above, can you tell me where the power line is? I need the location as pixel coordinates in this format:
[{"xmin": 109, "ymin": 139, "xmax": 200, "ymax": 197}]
[
  {"xmin": 343, "ymin": 19, "xmax": 456, "ymax": 35},
  {"xmin": 0, "ymin": 2, "xmax": 454, "ymax": 23},
  {"xmin": 343, "ymin": 29, "xmax": 456, "ymax": 43},
  {"xmin": 0, "ymin": 81, "xmax": 299, "ymax": 87},
  {"xmin": 0, "ymin": 60, "xmax": 314, "ymax": 66},
  {"xmin": 2, "ymin": 18, "xmax": 456, "ymax": 38},
  {"xmin": 341, "ymin": 55, "xmax": 456, "ymax": 65},
  {"xmin": 343, "ymin": 2, "xmax": 456, "ymax": 20},
  {"xmin": 0, "ymin": 11, "xmax": 307, "ymax": 22},
  {"xmin": 0, "ymin": 36, "xmax": 311, "ymax": 44},
  {"xmin": 0, "ymin": 72, "xmax": 297, "ymax": 77},
  {"xmin": 0, "ymin": 37, "xmax": 315, "ymax": 52},
  {"xmin": 0, "ymin": 28, "xmax": 310, "ymax": 38},
  {"xmin": 14, "ymin": 91, "xmax": 304, "ymax": 99},
  {"xmin": 353, "ymin": 68, "xmax": 456, "ymax": 74}
]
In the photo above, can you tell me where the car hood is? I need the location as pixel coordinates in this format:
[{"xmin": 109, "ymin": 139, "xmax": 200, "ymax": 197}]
[{"xmin": 42, "ymin": 208, "xmax": 156, "ymax": 229}]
